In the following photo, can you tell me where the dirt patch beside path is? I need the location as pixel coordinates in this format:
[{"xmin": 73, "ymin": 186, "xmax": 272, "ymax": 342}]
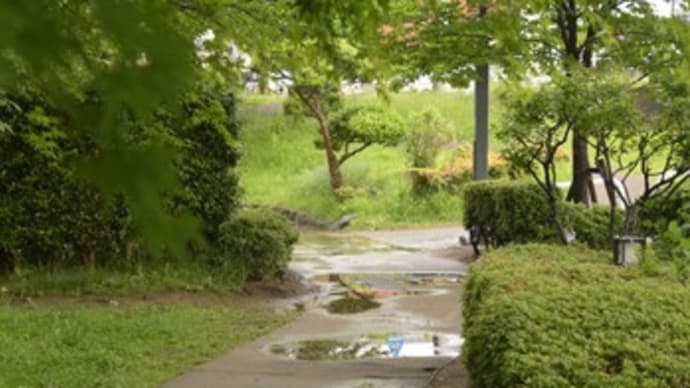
[
  {"xmin": 11, "ymin": 290, "xmax": 232, "ymax": 307},
  {"xmin": 7, "ymin": 270, "xmax": 316, "ymax": 307},
  {"xmin": 241, "ymin": 270, "xmax": 317, "ymax": 299}
]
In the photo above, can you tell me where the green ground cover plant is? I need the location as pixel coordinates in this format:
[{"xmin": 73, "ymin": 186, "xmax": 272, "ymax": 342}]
[{"xmin": 463, "ymin": 244, "xmax": 690, "ymax": 388}]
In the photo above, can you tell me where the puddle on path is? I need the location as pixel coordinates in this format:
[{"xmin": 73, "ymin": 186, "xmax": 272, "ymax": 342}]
[
  {"xmin": 326, "ymin": 297, "xmax": 381, "ymax": 314},
  {"xmin": 293, "ymin": 256, "xmax": 328, "ymax": 264},
  {"xmin": 311, "ymin": 273, "xmax": 342, "ymax": 283},
  {"xmin": 405, "ymin": 273, "xmax": 462, "ymax": 286},
  {"xmin": 270, "ymin": 333, "xmax": 462, "ymax": 360},
  {"xmin": 297, "ymin": 233, "xmax": 419, "ymax": 256},
  {"xmin": 312, "ymin": 273, "xmax": 460, "ymax": 288},
  {"xmin": 311, "ymin": 273, "xmax": 457, "ymax": 300},
  {"xmin": 298, "ymin": 234, "xmax": 390, "ymax": 255},
  {"xmin": 291, "ymin": 273, "xmax": 456, "ymax": 315}
]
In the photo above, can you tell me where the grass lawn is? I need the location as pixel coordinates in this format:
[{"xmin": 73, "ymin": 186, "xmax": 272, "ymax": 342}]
[
  {"xmin": 0, "ymin": 268, "xmax": 295, "ymax": 387},
  {"xmin": 0, "ymin": 300, "xmax": 292, "ymax": 387}
]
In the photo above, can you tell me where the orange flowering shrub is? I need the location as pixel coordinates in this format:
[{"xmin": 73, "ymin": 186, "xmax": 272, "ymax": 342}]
[{"xmin": 409, "ymin": 143, "xmax": 510, "ymax": 192}]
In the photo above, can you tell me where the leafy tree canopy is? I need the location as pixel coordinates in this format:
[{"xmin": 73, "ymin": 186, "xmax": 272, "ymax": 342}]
[
  {"xmin": 383, "ymin": 0, "xmax": 690, "ymax": 85},
  {"xmin": 0, "ymin": 0, "xmax": 391, "ymax": 251},
  {"xmin": 328, "ymin": 104, "xmax": 405, "ymax": 163}
]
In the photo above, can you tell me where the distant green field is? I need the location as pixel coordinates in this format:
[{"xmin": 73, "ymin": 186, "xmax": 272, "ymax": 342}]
[{"xmin": 238, "ymin": 90, "xmax": 507, "ymax": 229}]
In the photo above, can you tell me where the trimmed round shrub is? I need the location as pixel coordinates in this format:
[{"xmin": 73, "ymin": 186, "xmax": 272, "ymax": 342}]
[
  {"xmin": 218, "ymin": 209, "xmax": 299, "ymax": 281},
  {"xmin": 463, "ymin": 244, "xmax": 690, "ymax": 388}
]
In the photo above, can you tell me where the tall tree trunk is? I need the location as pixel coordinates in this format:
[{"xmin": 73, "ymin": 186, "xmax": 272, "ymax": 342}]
[
  {"xmin": 568, "ymin": 41, "xmax": 595, "ymax": 204},
  {"xmin": 549, "ymin": 191, "xmax": 570, "ymax": 245},
  {"xmin": 567, "ymin": 135, "xmax": 591, "ymax": 203},
  {"xmin": 558, "ymin": 2, "xmax": 594, "ymax": 204},
  {"xmin": 293, "ymin": 87, "xmax": 344, "ymax": 194},
  {"xmin": 316, "ymin": 117, "xmax": 343, "ymax": 192},
  {"xmin": 0, "ymin": 249, "xmax": 14, "ymax": 275}
]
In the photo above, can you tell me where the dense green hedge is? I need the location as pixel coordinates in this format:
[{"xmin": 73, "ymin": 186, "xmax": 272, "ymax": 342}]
[
  {"xmin": 0, "ymin": 86, "xmax": 241, "ymax": 272},
  {"xmin": 0, "ymin": 89, "xmax": 134, "ymax": 270},
  {"xmin": 463, "ymin": 180, "xmax": 622, "ymax": 250},
  {"xmin": 171, "ymin": 91, "xmax": 241, "ymax": 246},
  {"xmin": 561, "ymin": 202, "xmax": 623, "ymax": 250},
  {"xmin": 463, "ymin": 244, "xmax": 690, "ymax": 388},
  {"xmin": 463, "ymin": 180, "xmax": 553, "ymax": 246}
]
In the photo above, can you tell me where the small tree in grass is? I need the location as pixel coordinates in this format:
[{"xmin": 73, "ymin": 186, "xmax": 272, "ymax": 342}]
[
  {"xmin": 498, "ymin": 76, "xmax": 585, "ymax": 245},
  {"xmin": 328, "ymin": 104, "xmax": 405, "ymax": 167},
  {"xmin": 285, "ymin": 87, "xmax": 404, "ymax": 194},
  {"xmin": 582, "ymin": 74, "xmax": 690, "ymax": 245},
  {"xmin": 237, "ymin": 0, "xmax": 393, "ymax": 196},
  {"xmin": 503, "ymin": 69, "xmax": 690, "ymax": 262},
  {"xmin": 284, "ymin": 82, "xmax": 345, "ymax": 192}
]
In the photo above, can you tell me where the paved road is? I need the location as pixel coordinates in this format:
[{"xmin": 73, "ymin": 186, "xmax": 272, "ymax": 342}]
[{"xmin": 164, "ymin": 226, "xmax": 469, "ymax": 388}]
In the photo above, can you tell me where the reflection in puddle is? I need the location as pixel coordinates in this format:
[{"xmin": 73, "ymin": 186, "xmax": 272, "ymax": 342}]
[
  {"xmin": 310, "ymin": 274, "xmax": 342, "ymax": 283},
  {"xmin": 406, "ymin": 273, "xmax": 461, "ymax": 286},
  {"xmin": 326, "ymin": 297, "xmax": 381, "ymax": 314},
  {"xmin": 281, "ymin": 339, "xmax": 382, "ymax": 361},
  {"xmin": 404, "ymin": 289, "xmax": 434, "ymax": 296},
  {"xmin": 311, "ymin": 272, "xmax": 461, "ymax": 288},
  {"xmin": 296, "ymin": 233, "xmax": 400, "ymax": 256},
  {"xmin": 311, "ymin": 273, "xmax": 451, "ymax": 301},
  {"xmin": 269, "ymin": 333, "xmax": 462, "ymax": 360}
]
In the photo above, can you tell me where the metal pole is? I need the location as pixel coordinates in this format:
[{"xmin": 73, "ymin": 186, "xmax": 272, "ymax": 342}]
[{"xmin": 473, "ymin": 5, "xmax": 490, "ymax": 180}]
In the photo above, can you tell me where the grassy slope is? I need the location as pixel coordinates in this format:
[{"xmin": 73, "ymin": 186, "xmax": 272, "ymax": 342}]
[
  {"xmin": 238, "ymin": 90, "xmax": 506, "ymax": 229},
  {"xmin": 0, "ymin": 301, "xmax": 291, "ymax": 387}
]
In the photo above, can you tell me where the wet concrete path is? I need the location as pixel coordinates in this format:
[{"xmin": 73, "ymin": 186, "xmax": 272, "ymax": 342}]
[{"xmin": 164, "ymin": 226, "xmax": 470, "ymax": 388}]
